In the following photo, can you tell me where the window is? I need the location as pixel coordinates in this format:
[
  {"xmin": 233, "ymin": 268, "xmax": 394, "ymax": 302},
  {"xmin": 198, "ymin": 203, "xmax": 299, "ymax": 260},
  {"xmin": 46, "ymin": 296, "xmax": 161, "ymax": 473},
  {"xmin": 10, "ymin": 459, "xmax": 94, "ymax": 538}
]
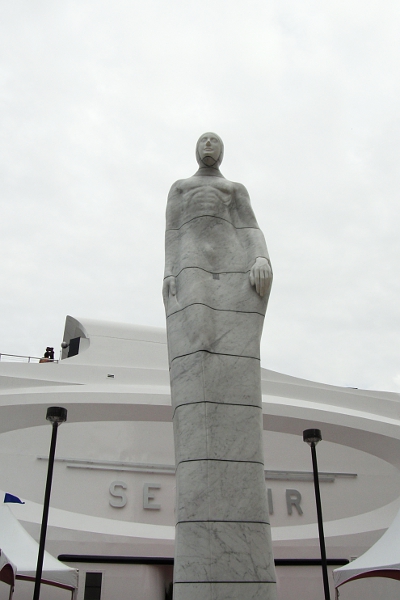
[
  {"xmin": 84, "ymin": 572, "xmax": 102, "ymax": 600},
  {"xmin": 67, "ymin": 337, "xmax": 80, "ymax": 357}
]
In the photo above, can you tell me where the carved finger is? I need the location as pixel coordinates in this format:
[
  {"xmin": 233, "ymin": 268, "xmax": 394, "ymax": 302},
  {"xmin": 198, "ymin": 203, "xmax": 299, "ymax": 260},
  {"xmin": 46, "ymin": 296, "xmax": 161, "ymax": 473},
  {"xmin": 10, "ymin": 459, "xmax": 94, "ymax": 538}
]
[
  {"xmin": 259, "ymin": 274, "xmax": 265, "ymax": 297},
  {"xmin": 256, "ymin": 270, "xmax": 261, "ymax": 295},
  {"xmin": 162, "ymin": 281, "xmax": 169, "ymax": 305},
  {"xmin": 249, "ymin": 269, "xmax": 255, "ymax": 287}
]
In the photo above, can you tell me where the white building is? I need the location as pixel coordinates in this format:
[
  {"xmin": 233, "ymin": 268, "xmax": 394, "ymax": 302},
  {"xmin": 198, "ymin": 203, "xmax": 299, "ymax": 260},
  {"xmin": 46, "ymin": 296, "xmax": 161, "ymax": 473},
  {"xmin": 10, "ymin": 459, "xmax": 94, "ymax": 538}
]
[{"xmin": 0, "ymin": 316, "xmax": 399, "ymax": 600}]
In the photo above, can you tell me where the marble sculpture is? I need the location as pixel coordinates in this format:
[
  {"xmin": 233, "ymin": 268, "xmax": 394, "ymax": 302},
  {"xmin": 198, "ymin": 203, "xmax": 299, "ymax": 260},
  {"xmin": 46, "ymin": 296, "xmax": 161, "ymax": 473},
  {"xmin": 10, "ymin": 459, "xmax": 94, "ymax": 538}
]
[{"xmin": 163, "ymin": 133, "xmax": 277, "ymax": 599}]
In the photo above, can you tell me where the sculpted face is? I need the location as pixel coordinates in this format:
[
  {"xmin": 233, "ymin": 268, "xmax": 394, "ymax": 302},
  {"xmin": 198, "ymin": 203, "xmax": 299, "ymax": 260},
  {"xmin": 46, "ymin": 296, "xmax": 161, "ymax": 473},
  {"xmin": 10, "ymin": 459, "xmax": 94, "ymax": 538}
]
[{"xmin": 196, "ymin": 132, "xmax": 224, "ymax": 168}]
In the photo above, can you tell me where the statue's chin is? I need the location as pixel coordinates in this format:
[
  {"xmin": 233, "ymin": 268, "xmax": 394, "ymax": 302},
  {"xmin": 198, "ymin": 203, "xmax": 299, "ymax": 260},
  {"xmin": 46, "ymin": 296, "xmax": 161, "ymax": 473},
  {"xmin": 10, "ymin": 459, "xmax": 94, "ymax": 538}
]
[{"xmin": 201, "ymin": 155, "xmax": 218, "ymax": 167}]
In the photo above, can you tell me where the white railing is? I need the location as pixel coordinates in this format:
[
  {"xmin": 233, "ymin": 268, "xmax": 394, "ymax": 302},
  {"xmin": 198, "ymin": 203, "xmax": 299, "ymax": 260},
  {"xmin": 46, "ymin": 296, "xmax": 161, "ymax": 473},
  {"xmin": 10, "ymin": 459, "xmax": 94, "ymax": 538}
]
[{"xmin": 0, "ymin": 353, "xmax": 58, "ymax": 364}]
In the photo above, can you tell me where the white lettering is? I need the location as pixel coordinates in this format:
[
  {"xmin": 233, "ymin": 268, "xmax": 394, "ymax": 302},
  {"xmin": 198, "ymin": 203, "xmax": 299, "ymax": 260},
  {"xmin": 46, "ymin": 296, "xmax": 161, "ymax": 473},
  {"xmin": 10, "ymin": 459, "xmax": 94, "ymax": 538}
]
[
  {"xmin": 109, "ymin": 481, "xmax": 127, "ymax": 508},
  {"xmin": 286, "ymin": 489, "xmax": 303, "ymax": 515},
  {"xmin": 108, "ymin": 482, "xmax": 306, "ymax": 516},
  {"xmin": 143, "ymin": 483, "xmax": 161, "ymax": 510}
]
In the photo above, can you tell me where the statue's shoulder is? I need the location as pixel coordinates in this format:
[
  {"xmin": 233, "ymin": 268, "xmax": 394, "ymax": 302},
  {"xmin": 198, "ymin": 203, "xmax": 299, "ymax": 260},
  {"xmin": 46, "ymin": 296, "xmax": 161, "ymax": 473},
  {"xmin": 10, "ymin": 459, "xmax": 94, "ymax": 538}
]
[
  {"xmin": 230, "ymin": 181, "xmax": 258, "ymax": 225},
  {"xmin": 168, "ymin": 177, "xmax": 194, "ymax": 196},
  {"xmin": 231, "ymin": 181, "xmax": 251, "ymax": 201},
  {"xmin": 168, "ymin": 179, "xmax": 185, "ymax": 193}
]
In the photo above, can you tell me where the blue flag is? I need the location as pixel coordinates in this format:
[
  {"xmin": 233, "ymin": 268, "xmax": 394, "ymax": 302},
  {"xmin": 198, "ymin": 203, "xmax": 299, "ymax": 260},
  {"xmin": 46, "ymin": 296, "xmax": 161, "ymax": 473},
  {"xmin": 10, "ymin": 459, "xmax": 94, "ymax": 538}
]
[{"xmin": 4, "ymin": 493, "xmax": 25, "ymax": 504}]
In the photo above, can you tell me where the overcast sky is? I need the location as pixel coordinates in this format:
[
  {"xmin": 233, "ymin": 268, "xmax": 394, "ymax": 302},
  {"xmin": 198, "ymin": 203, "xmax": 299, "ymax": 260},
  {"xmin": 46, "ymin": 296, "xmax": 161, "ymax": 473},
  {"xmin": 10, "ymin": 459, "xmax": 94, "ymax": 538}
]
[{"xmin": 1, "ymin": 0, "xmax": 399, "ymax": 392}]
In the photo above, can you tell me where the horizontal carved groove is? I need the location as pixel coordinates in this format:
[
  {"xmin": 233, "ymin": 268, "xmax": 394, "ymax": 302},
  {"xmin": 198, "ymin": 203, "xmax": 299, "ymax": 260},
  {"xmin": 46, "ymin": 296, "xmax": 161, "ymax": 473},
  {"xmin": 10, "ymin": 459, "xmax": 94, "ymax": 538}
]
[
  {"xmin": 173, "ymin": 400, "xmax": 261, "ymax": 409},
  {"xmin": 176, "ymin": 458, "xmax": 264, "ymax": 467},
  {"xmin": 172, "ymin": 400, "xmax": 261, "ymax": 419},
  {"xmin": 169, "ymin": 349, "xmax": 260, "ymax": 366},
  {"xmin": 176, "ymin": 519, "xmax": 269, "ymax": 525},
  {"xmin": 174, "ymin": 580, "xmax": 277, "ymax": 584},
  {"xmin": 172, "ymin": 400, "xmax": 262, "ymax": 419},
  {"xmin": 164, "ymin": 266, "xmax": 250, "ymax": 280},
  {"xmin": 167, "ymin": 302, "xmax": 265, "ymax": 318},
  {"xmin": 166, "ymin": 214, "xmax": 260, "ymax": 231}
]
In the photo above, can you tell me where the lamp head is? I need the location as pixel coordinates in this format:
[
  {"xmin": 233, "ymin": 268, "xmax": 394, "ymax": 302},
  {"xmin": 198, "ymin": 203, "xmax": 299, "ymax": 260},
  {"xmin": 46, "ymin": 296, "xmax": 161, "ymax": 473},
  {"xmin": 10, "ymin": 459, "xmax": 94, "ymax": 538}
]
[
  {"xmin": 46, "ymin": 406, "xmax": 67, "ymax": 424},
  {"xmin": 303, "ymin": 428, "xmax": 322, "ymax": 446}
]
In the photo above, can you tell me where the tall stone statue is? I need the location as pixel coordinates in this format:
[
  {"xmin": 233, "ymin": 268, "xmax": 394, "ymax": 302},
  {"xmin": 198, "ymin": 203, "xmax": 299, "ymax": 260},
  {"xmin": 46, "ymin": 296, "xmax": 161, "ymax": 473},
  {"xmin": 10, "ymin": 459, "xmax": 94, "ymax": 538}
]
[{"xmin": 163, "ymin": 133, "xmax": 277, "ymax": 600}]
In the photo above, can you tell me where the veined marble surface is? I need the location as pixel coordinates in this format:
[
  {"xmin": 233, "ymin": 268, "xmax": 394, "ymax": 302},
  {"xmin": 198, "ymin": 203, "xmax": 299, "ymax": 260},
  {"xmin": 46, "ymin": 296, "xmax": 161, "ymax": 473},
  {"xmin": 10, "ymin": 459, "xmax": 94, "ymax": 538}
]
[
  {"xmin": 170, "ymin": 352, "xmax": 263, "ymax": 408},
  {"xmin": 176, "ymin": 460, "xmax": 269, "ymax": 522},
  {"xmin": 166, "ymin": 268, "xmax": 269, "ymax": 316},
  {"xmin": 173, "ymin": 582, "xmax": 278, "ymax": 600},
  {"xmin": 164, "ymin": 133, "xmax": 277, "ymax": 600},
  {"xmin": 174, "ymin": 521, "xmax": 276, "ymax": 581},
  {"xmin": 173, "ymin": 402, "xmax": 264, "ymax": 463},
  {"xmin": 167, "ymin": 305, "xmax": 264, "ymax": 362}
]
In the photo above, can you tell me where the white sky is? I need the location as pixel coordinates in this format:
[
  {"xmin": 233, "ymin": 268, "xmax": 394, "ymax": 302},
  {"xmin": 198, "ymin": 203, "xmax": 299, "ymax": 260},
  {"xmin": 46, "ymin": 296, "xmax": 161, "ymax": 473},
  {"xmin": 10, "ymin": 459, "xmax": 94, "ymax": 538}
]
[{"xmin": 1, "ymin": 1, "xmax": 399, "ymax": 392}]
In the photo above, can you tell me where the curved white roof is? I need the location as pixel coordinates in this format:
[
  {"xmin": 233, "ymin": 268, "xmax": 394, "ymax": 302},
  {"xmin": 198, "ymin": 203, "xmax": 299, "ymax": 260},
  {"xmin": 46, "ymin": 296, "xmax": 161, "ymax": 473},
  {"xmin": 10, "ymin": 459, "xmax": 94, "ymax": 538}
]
[{"xmin": 0, "ymin": 316, "xmax": 399, "ymax": 560}]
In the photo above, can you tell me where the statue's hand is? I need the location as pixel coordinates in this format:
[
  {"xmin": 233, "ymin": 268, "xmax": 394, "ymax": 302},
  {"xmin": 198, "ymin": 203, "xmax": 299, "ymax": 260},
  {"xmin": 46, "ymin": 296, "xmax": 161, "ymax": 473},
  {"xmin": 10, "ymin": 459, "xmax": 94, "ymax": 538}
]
[
  {"xmin": 162, "ymin": 276, "xmax": 177, "ymax": 306},
  {"xmin": 249, "ymin": 257, "xmax": 272, "ymax": 297}
]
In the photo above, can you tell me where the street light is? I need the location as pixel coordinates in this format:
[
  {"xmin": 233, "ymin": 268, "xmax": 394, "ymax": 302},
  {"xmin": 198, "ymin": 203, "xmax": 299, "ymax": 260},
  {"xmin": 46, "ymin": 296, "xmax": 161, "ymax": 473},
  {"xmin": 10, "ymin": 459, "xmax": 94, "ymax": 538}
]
[
  {"xmin": 303, "ymin": 428, "xmax": 331, "ymax": 600},
  {"xmin": 33, "ymin": 407, "xmax": 67, "ymax": 600}
]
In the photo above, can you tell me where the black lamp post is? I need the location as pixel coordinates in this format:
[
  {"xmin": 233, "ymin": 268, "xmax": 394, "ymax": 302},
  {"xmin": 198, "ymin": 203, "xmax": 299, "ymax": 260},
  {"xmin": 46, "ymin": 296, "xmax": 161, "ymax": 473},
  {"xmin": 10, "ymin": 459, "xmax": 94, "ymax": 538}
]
[
  {"xmin": 303, "ymin": 428, "xmax": 331, "ymax": 600},
  {"xmin": 33, "ymin": 407, "xmax": 67, "ymax": 600}
]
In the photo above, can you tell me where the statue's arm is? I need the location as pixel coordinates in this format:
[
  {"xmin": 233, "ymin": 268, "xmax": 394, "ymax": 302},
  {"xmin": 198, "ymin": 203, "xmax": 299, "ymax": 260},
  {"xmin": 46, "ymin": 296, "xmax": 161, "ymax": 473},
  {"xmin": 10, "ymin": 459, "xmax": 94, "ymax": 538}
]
[
  {"xmin": 163, "ymin": 182, "xmax": 181, "ymax": 307},
  {"xmin": 235, "ymin": 183, "xmax": 273, "ymax": 297}
]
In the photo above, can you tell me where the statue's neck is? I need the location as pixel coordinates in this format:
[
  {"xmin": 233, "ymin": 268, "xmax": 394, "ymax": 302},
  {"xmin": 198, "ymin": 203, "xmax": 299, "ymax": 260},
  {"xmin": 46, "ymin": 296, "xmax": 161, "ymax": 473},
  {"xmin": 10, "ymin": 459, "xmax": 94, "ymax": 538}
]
[{"xmin": 193, "ymin": 166, "xmax": 224, "ymax": 178}]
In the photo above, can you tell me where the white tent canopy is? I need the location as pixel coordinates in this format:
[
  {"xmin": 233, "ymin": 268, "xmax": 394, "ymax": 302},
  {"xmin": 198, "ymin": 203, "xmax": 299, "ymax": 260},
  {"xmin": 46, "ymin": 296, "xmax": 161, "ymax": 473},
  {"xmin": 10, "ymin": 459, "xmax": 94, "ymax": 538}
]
[
  {"xmin": 0, "ymin": 504, "xmax": 78, "ymax": 595},
  {"xmin": 0, "ymin": 547, "xmax": 16, "ymax": 596},
  {"xmin": 333, "ymin": 503, "xmax": 400, "ymax": 593}
]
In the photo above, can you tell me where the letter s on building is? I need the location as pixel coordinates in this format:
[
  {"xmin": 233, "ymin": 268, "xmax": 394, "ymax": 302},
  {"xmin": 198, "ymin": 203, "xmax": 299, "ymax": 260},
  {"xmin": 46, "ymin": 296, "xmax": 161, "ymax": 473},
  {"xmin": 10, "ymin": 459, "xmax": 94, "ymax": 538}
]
[{"xmin": 109, "ymin": 481, "xmax": 127, "ymax": 508}]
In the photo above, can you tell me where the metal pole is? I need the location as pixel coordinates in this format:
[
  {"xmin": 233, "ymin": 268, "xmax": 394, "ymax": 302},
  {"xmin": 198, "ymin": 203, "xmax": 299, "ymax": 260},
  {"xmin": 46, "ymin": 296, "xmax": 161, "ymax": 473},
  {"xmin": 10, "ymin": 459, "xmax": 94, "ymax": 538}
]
[
  {"xmin": 310, "ymin": 441, "xmax": 331, "ymax": 600},
  {"xmin": 32, "ymin": 420, "xmax": 59, "ymax": 600}
]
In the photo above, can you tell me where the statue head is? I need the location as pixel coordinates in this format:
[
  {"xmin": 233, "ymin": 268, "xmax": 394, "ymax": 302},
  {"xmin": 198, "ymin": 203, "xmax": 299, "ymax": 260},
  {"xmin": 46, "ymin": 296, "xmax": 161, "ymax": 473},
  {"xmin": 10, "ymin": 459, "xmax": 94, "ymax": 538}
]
[{"xmin": 196, "ymin": 132, "xmax": 224, "ymax": 169}]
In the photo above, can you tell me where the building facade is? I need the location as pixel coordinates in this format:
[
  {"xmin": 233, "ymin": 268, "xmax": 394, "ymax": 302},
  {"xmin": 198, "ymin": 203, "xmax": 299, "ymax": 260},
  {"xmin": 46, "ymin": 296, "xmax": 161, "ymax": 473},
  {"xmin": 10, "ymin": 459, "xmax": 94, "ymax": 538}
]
[{"xmin": 0, "ymin": 316, "xmax": 399, "ymax": 600}]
